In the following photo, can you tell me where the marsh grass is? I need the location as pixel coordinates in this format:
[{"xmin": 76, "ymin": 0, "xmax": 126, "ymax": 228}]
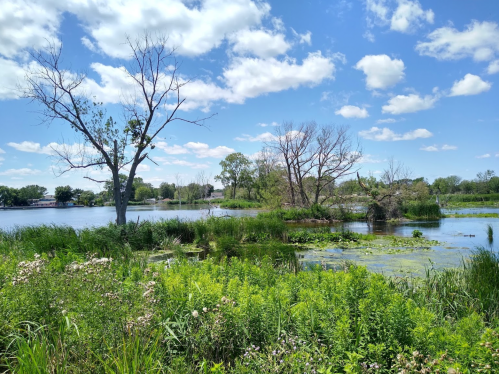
[
  {"xmin": 402, "ymin": 202, "xmax": 441, "ymax": 219},
  {"xmin": 218, "ymin": 200, "xmax": 262, "ymax": 209},
  {"xmin": 487, "ymin": 224, "xmax": 494, "ymax": 240}
]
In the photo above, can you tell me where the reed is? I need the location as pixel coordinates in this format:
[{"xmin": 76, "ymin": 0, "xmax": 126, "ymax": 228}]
[{"xmin": 487, "ymin": 224, "xmax": 494, "ymax": 240}]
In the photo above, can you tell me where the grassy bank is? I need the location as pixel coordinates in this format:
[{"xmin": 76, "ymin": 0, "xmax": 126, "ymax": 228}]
[
  {"xmin": 218, "ymin": 200, "xmax": 262, "ymax": 209},
  {"xmin": 1, "ymin": 224, "xmax": 499, "ymax": 372},
  {"xmin": 258, "ymin": 205, "xmax": 365, "ymax": 222}
]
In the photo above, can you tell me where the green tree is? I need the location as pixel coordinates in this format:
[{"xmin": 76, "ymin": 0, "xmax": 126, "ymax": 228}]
[
  {"xmin": 159, "ymin": 182, "xmax": 175, "ymax": 199},
  {"xmin": 55, "ymin": 186, "xmax": 74, "ymax": 205},
  {"xmin": 23, "ymin": 35, "xmax": 212, "ymax": 225},
  {"xmin": 18, "ymin": 185, "xmax": 47, "ymax": 201},
  {"xmin": 0, "ymin": 186, "xmax": 19, "ymax": 206},
  {"xmin": 215, "ymin": 153, "xmax": 252, "ymax": 199},
  {"xmin": 135, "ymin": 186, "xmax": 153, "ymax": 203},
  {"xmin": 80, "ymin": 190, "xmax": 96, "ymax": 206}
]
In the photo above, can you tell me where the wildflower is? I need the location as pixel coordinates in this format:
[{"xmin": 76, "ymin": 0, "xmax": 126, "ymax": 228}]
[
  {"xmin": 192, "ymin": 310, "xmax": 199, "ymax": 318},
  {"xmin": 34, "ymin": 253, "xmax": 40, "ymax": 259},
  {"xmin": 203, "ymin": 307, "xmax": 208, "ymax": 313},
  {"xmin": 62, "ymin": 310, "xmax": 67, "ymax": 315}
]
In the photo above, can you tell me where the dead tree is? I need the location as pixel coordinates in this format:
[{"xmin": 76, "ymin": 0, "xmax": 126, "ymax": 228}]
[{"xmin": 22, "ymin": 35, "xmax": 213, "ymax": 224}]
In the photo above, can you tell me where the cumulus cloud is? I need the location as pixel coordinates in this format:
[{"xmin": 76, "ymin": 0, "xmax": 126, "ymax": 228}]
[
  {"xmin": 421, "ymin": 144, "xmax": 457, "ymax": 152},
  {"xmin": 416, "ymin": 21, "xmax": 499, "ymax": 62},
  {"xmin": 476, "ymin": 153, "xmax": 491, "ymax": 159},
  {"xmin": 234, "ymin": 132, "xmax": 277, "ymax": 142},
  {"xmin": 77, "ymin": 52, "xmax": 335, "ymax": 112},
  {"xmin": 7, "ymin": 141, "xmax": 99, "ymax": 156},
  {"xmin": 335, "ymin": 105, "xmax": 369, "ymax": 118},
  {"xmin": 420, "ymin": 145, "xmax": 438, "ymax": 152},
  {"xmin": 0, "ymin": 0, "xmax": 61, "ymax": 58},
  {"xmin": 136, "ymin": 164, "xmax": 151, "ymax": 172},
  {"xmin": 223, "ymin": 52, "xmax": 335, "ymax": 104},
  {"xmin": 354, "ymin": 54, "xmax": 405, "ymax": 90},
  {"xmin": 291, "ymin": 29, "xmax": 312, "ymax": 45},
  {"xmin": 152, "ymin": 156, "xmax": 209, "ymax": 169},
  {"xmin": 0, "ymin": 168, "xmax": 42, "ymax": 176},
  {"xmin": 359, "ymin": 126, "xmax": 433, "ymax": 141},
  {"xmin": 382, "ymin": 93, "xmax": 438, "ymax": 114},
  {"xmin": 65, "ymin": 0, "xmax": 272, "ymax": 59},
  {"xmin": 228, "ymin": 29, "xmax": 291, "ymax": 58},
  {"xmin": 156, "ymin": 141, "xmax": 234, "ymax": 158},
  {"xmin": 375, "ymin": 118, "xmax": 402, "ymax": 124},
  {"xmin": 365, "ymin": 0, "xmax": 433, "ymax": 33},
  {"xmin": 488, "ymin": 60, "xmax": 499, "ymax": 74},
  {"xmin": 390, "ymin": 0, "xmax": 434, "ymax": 33},
  {"xmin": 448, "ymin": 74, "xmax": 492, "ymax": 96},
  {"xmin": 183, "ymin": 142, "xmax": 235, "ymax": 158},
  {"xmin": 155, "ymin": 142, "xmax": 190, "ymax": 155},
  {"xmin": 0, "ymin": 58, "xmax": 32, "ymax": 100},
  {"xmin": 257, "ymin": 122, "xmax": 279, "ymax": 127}
]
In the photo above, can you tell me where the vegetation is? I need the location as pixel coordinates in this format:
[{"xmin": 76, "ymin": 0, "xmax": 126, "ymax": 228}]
[
  {"xmin": 218, "ymin": 200, "xmax": 262, "ymax": 209},
  {"xmin": 1, "ymin": 221, "xmax": 499, "ymax": 372},
  {"xmin": 258, "ymin": 205, "xmax": 365, "ymax": 222}
]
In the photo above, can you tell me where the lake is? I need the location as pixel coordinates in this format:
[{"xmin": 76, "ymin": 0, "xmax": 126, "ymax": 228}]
[
  {"xmin": 0, "ymin": 205, "xmax": 260, "ymax": 229},
  {"xmin": 1, "ymin": 204, "xmax": 498, "ymax": 275}
]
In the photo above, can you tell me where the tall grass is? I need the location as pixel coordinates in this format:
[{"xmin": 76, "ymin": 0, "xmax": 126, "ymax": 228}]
[
  {"xmin": 402, "ymin": 202, "xmax": 441, "ymax": 219},
  {"xmin": 442, "ymin": 193, "xmax": 499, "ymax": 203},
  {"xmin": 218, "ymin": 200, "xmax": 262, "ymax": 209},
  {"xmin": 257, "ymin": 204, "xmax": 363, "ymax": 222},
  {"xmin": 487, "ymin": 224, "xmax": 494, "ymax": 241}
]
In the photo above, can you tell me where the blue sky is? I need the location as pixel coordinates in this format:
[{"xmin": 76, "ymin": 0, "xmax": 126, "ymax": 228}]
[{"xmin": 0, "ymin": 0, "xmax": 498, "ymax": 193}]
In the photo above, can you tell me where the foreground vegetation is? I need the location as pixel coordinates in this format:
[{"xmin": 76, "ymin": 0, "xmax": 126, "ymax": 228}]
[{"xmin": 0, "ymin": 218, "xmax": 499, "ymax": 373}]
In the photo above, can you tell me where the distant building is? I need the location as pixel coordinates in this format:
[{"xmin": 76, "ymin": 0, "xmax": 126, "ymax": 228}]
[
  {"xmin": 145, "ymin": 198, "xmax": 157, "ymax": 204},
  {"xmin": 210, "ymin": 192, "xmax": 224, "ymax": 199},
  {"xmin": 32, "ymin": 195, "xmax": 58, "ymax": 207}
]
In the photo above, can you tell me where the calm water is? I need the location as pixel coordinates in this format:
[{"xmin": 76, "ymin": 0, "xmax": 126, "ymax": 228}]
[
  {"xmin": 1, "ymin": 205, "xmax": 498, "ymax": 275},
  {"xmin": 0, "ymin": 205, "xmax": 260, "ymax": 229}
]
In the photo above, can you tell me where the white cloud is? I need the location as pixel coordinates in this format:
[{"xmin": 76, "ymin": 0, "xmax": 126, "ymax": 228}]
[
  {"xmin": 420, "ymin": 144, "xmax": 458, "ymax": 152},
  {"xmin": 156, "ymin": 142, "xmax": 190, "ymax": 155},
  {"xmin": 152, "ymin": 157, "xmax": 210, "ymax": 169},
  {"xmin": 335, "ymin": 105, "xmax": 369, "ymax": 118},
  {"xmin": 234, "ymin": 132, "xmax": 277, "ymax": 142},
  {"xmin": 354, "ymin": 54, "xmax": 405, "ymax": 90},
  {"xmin": 359, "ymin": 126, "xmax": 433, "ymax": 141},
  {"xmin": 382, "ymin": 93, "xmax": 438, "ymax": 114},
  {"xmin": 488, "ymin": 60, "xmax": 499, "ymax": 75},
  {"xmin": 136, "ymin": 164, "xmax": 150, "ymax": 172},
  {"xmin": 78, "ymin": 52, "xmax": 335, "ymax": 112},
  {"xmin": 291, "ymin": 29, "xmax": 312, "ymax": 45},
  {"xmin": 8, "ymin": 141, "xmax": 99, "ymax": 156},
  {"xmin": 476, "ymin": 153, "xmax": 491, "ymax": 159},
  {"xmin": 67, "ymin": 0, "xmax": 271, "ymax": 59},
  {"xmin": 375, "ymin": 118, "xmax": 402, "ymax": 124},
  {"xmin": 223, "ymin": 52, "xmax": 335, "ymax": 104},
  {"xmin": 416, "ymin": 21, "xmax": 499, "ymax": 62},
  {"xmin": 228, "ymin": 29, "xmax": 291, "ymax": 58},
  {"xmin": 183, "ymin": 142, "xmax": 234, "ymax": 158},
  {"xmin": 257, "ymin": 122, "xmax": 279, "ymax": 127},
  {"xmin": 0, "ymin": 168, "xmax": 42, "ymax": 176},
  {"xmin": 365, "ymin": 0, "xmax": 390, "ymax": 26},
  {"xmin": 358, "ymin": 154, "xmax": 382, "ymax": 163},
  {"xmin": 448, "ymin": 74, "xmax": 492, "ymax": 97},
  {"xmin": 0, "ymin": 0, "xmax": 61, "ymax": 58},
  {"xmin": 420, "ymin": 145, "xmax": 438, "ymax": 152},
  {"xmin": 0, "ymin": 58, "xmax": 32, "ymax": 100},
  {"xmin": 0, "ymin": 148, "xmax": 5, "ymax": 154},
  {"xmin": 390, "ymin": 0, "xmax": 434, "ymax": 33},
  {"xmin": 81, "ymin": 36, "xmax": 97, "ymax": 52},
  {"xmin": 0, "ymin": 157, "xmax": 4, "ymax": 166},
  {"xmin": 363, "ymin": 30, "xmax": 376, "ymax": 42}
]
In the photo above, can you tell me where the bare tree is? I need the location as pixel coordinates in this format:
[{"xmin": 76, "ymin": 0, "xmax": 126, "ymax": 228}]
[
  {"xmin": 272, "ymin": 122, "xmax": 298, "ymax": 206},
  {"xmin": 270, "ymin": 121, "xmax": 361, "ymax": 207},
  {"xmin": 22, "ymin": 35, "xmax": 213, "ymax": 224},
  {"xmin": 311, "ymin": 125, "xmax": 362, "ymax": 205}
]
